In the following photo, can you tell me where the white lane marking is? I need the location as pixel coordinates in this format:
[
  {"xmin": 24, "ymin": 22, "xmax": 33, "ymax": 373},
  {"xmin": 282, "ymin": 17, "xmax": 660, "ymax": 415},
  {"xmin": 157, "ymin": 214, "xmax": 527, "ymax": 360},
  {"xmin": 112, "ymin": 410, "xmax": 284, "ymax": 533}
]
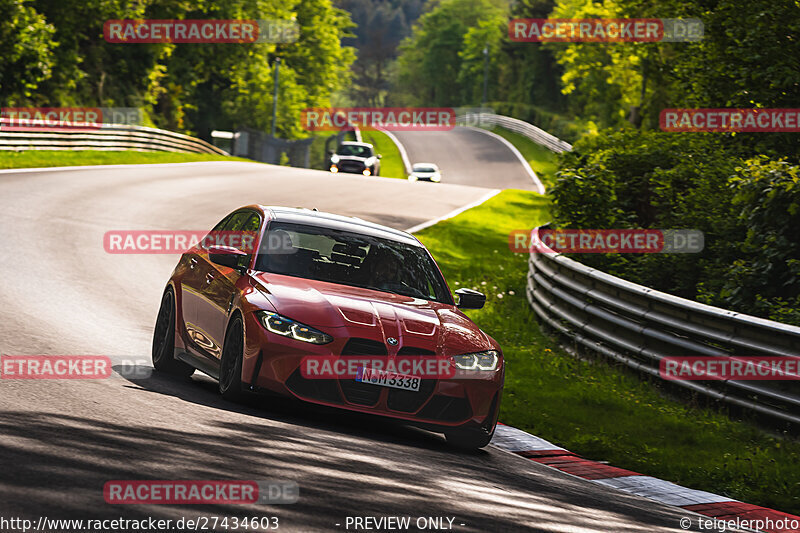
[
  {"xmin": 594, "ymin": 476, "xmax": 735, "ymax": 507},
  {"xmin": 376, "ymin": 128, "xmax": 412, "ymax": 176},
  {"xmin": 490, "ymin": 424, "xmax": 566, "ymax": 453},
  {"xmin": 405, "ymin": 188, "xmax": 500, "ymax": 234},
  {"xmin": 461, "ymin": 125, "xmax": 545, "ymax": 195}
]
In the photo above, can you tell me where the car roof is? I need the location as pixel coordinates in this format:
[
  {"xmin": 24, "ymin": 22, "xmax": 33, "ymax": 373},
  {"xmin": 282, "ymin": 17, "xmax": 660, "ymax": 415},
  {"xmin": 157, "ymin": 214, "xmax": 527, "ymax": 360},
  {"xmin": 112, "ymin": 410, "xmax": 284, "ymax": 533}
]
[
  {"xmin": 412, "ymin": 162, "xmax": 438, "ymax": 169},
  {"xmin": 257, "ymin": 206, "xmax": 421, "ymax": 246}
]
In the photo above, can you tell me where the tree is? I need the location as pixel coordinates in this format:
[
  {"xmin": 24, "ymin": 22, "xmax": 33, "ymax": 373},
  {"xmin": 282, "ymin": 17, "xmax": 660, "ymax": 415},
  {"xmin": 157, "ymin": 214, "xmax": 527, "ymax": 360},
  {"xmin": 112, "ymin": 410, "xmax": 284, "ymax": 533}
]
[
  {"xmin": 0, "ymin": 0, "xmax": 55, "ymax": 105},
  {"xmin": 395, "ymin": 0, "xmax": 506, "ymax": 106},
  {"xmin": 495, "ymin": 0, "xmax": 566, "ymax": 115},
  {"xmin": 14, "ymin": 0, "xmax": 355, "ymax": 139}
]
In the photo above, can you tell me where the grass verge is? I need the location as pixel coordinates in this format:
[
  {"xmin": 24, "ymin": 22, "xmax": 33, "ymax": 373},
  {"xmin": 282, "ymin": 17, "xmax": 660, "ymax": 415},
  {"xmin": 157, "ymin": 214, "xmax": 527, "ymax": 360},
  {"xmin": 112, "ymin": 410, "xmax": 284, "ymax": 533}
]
[
  {"xmin": 360, "ymin": 130, "xmax": 406, "ymax": 179},
  {"xmin": 0, "ymin": 150, "xmax": 254, "ymax": 169},
  {"xmin": 415, "ymin": 188, "xmax": 800, "ymax": 515},
  {"xmin": 489, "ymin": 126, "xmax": 560, "ymax": 189}
]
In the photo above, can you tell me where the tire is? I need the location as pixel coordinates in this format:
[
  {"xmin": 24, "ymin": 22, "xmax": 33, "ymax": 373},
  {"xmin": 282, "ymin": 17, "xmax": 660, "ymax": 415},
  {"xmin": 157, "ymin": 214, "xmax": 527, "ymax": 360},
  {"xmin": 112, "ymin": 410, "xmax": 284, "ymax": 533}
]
[
  {"xmin": 219, "ymin": 315, "xmax": 245, "ymax": 402},
  {"xmin": 445, "ymin": 427, "xmax": 494, "ymax": 450},
  {"xmin": 152, "ymin": 288, "xmax": 194, "ymax": 378}
]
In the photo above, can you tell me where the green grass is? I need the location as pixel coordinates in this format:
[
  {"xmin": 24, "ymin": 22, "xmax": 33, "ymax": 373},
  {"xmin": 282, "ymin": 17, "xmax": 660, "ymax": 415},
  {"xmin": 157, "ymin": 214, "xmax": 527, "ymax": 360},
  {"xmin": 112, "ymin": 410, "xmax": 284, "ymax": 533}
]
[
  {"xmin": 415, "ymin": 189, "xmax": 800, "ymax": 515},
  {"xmin": 360, "ymin": 130, "xmax": 407, "ymax": 179},
  {"xmin": 0, "ymin": 150, "xmax": 255, "ymax": 169},
  {"xmin": 489, "ymin": 126, "xmax": 560, "ymax": 189}
]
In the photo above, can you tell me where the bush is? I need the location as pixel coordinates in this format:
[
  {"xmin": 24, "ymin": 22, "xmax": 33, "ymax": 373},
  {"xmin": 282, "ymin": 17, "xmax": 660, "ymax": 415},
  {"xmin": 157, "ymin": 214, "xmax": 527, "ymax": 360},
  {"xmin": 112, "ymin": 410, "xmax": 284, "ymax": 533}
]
[
  {"xmin": 704, "ymin": 159, "xmax": 800, "ymax": 322},
  {"xmin": 550, "ymin": 129, "xmax": 800, "ymax": 325}
]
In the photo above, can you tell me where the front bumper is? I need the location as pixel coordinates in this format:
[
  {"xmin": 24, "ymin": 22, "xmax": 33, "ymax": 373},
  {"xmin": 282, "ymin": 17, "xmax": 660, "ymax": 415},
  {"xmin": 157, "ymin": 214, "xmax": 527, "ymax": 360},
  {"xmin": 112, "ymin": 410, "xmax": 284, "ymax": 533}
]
[
  {"xmin": 240, "ymin": 312, "xmax": 503, "ymax": 431},
  {"xmin": 331, "ymin": 160, "xmax": 368, "ymax": 174}
]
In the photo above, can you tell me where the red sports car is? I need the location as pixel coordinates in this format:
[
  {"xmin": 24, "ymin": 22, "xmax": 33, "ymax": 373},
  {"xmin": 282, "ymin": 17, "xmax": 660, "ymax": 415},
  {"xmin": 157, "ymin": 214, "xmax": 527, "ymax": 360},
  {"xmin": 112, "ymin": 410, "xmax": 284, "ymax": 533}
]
[{"xmin": 152, "ymin": 206, "xmax": 503, "ymax": 448}]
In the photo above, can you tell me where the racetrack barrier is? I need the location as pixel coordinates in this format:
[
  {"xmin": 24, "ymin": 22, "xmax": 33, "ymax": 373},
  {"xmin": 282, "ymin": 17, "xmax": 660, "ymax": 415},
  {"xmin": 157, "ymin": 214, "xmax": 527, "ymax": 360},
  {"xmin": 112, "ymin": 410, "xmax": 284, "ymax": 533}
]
[
  {"xmin": 456, "ymin": 112, "xmax": 573, "ymax": 153},
  {"xmin": 526, "ymin": 227, "xmax": 800, "ymax": 426},
  {"xmin": 0, "ymin": 118, "xmax": 228, "ymax": 155}
]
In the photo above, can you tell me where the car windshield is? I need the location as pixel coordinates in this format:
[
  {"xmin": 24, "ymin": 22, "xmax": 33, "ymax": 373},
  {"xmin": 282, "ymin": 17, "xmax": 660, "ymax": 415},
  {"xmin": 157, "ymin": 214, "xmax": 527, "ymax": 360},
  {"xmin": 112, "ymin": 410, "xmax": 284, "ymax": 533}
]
[
  {"xmin": 414, "ymin": 166, "xmax": 437, "ymax": 173},
  {"xmin": 255, "ymin": 222, "xmax": 452, "ymax": 304},
  {"xmin": 337, "ymin": 144, "xmax": 372, "ymax": 157}
]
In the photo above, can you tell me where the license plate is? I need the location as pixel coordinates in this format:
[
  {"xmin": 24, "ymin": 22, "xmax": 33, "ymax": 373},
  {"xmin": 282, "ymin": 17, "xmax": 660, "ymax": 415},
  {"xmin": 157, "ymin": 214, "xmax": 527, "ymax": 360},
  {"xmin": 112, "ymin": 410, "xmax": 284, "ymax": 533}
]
[{"xmin": 355, "ymin": 366, "xmax": 421, "ymax": 392}]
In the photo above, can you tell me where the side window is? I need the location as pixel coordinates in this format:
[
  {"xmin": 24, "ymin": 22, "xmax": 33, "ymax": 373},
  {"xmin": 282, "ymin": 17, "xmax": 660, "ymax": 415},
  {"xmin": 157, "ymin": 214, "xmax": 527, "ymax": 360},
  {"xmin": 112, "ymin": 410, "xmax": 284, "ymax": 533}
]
[
  {"xmin": 222, "ymin": 212, "xmax": 249, "ymax": 232},
  {"xmin": 218, "ymin": 211, "xmax": 261, "ymax": 270},
  {"xmin": 201, "ymin": 211, "xmax": 247, "ymax": 253},
  {"xmin": 211, "ymin": 215, "xmax": 230, "ymax": 232},
  {"xmin": 199, "ymin": 214, "xmax": 234, "ymax": 251},
  {"xmin": 241, "ymin": 213, "xmax": 261, "ymax": 233},
  {"xmin": 236, "ymin": 213, "xmax": 262, "ymax": 269}
]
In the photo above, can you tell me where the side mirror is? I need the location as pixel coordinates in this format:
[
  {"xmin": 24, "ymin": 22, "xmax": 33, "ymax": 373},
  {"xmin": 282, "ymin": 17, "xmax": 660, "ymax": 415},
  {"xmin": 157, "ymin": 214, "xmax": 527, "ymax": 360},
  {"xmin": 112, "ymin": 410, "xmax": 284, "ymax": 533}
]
[
  {"xmin": 455, "ymin": 288, "xmax": 485, "ymax": 310},
  {"xmin": 208, "ymin": 245, "xmax": 247, "ymax": 272},
  {"xmin": 376, "ymin": 154, "xmax": 382, "ymax": 159}
]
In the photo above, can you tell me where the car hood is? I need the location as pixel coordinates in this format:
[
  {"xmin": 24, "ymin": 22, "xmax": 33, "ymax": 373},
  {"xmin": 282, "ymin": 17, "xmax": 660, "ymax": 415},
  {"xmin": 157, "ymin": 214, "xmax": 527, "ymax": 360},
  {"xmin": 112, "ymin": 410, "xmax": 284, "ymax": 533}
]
[
  {"xmin": 251, "ymin": 273, "xmax": 493, "ymax": 354},
  {"xmin": 412, "ymin": 172, "xmax": 438, "ymax": 177}
]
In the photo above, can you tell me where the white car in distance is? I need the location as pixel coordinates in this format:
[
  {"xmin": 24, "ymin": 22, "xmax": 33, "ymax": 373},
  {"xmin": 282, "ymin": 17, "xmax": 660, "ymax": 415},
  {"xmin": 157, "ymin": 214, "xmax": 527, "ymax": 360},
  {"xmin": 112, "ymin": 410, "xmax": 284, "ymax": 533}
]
[{"xmin": 408, "ymin": 163, "xmax": 441, "ymax": 182}]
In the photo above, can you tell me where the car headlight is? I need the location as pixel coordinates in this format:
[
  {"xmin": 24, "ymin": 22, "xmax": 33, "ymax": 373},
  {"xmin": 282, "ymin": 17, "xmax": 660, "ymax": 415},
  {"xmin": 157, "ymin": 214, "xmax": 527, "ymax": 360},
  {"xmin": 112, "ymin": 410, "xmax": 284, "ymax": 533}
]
[
  {"xmin": 256, "ymin": 311, "xmax": 333, "ymax": 345},
  {"xmin": 330, "ymin": 154, "xmax": 340, "ymax": 164},
  {"xmin": 452, "ymin": 350, "xmax": 499, "ymax": 370},
  {"xmin": 364, "ymin": 156, "xmax": 377, "ymax": 167}
]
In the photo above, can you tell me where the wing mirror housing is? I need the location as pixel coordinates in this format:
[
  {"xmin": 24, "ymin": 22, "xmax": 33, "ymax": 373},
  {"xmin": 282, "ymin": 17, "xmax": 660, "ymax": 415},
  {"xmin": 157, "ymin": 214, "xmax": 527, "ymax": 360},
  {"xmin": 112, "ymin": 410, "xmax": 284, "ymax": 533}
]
[
  {"xmin": 208, "ymin": 246, "xmax": 248, "ymax": 273},
  {"xmin": 455, "ymin": 288, "xmax": 486, "ymax": 310}
]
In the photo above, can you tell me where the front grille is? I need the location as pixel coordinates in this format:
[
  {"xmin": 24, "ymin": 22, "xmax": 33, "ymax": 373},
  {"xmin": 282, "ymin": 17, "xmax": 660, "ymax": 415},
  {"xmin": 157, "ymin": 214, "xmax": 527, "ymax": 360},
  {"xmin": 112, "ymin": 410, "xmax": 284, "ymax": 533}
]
[
  {"xmin": 340, "ymin": 380, "xmax": 381, "ymax": 406},
  {"xmin": 285, "ymin": 369, "xmax": 341, "ymax": 403},
  {"xmin": 387, "ymin": 379, "xmax": 436, "ymax": 412},
  {"xmin": 342, "ymin": 338, "xmax": 387, "ymax": 356},
  {"xmin": 417, "ymin": 395, "xmax": 472, "ymax": 422},
  {"xmin": 287, "ymin": 338, "xmax": 448, "ymax": 413}
]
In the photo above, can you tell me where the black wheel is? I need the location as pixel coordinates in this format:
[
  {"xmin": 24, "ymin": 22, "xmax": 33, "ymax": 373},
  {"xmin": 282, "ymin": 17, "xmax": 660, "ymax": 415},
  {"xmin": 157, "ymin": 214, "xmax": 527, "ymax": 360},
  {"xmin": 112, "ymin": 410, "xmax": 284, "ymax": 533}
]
[
  {"xmin": 445, "ymin": 427, "xmax": 494, "ymax": 450},
  {"xmin": 152, "ymin": 288, "xmax": 194, "ymax": 377},
  {"xmin": 219, "ymin": 316, "xmax": 245, "ymax": 402}
]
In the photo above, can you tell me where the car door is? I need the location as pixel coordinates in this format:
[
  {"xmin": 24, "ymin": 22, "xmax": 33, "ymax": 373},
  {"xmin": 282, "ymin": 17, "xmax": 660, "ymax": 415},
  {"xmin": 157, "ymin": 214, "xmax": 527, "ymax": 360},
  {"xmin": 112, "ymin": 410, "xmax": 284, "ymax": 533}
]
[
  {"xmin": 180, "ymin": 214, "xmax": 231, "ymax": 356},
  {"xmin": 193, "ymin": 210, "xmax": 262, "ymax": 361}
]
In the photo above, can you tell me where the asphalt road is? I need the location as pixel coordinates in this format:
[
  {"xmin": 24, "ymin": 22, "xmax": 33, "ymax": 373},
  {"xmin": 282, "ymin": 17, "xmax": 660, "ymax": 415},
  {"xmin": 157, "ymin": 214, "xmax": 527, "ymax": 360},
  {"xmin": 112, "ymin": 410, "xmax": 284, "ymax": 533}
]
[
  {"xmin": 392, "ymin": 127, "xmax": 539, "ymax": 191},
  {"xmin": 0, "ymin": 162, "xmax": 702, "ymax": 532}
]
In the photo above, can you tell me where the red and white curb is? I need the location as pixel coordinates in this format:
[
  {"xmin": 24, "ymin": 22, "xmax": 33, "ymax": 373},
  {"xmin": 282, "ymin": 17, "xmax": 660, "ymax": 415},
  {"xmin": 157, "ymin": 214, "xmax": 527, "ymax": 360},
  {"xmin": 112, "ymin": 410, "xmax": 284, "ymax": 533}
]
[{"xmin": 490, "ymin": 424, "xmax": 800, "ymax": 533}]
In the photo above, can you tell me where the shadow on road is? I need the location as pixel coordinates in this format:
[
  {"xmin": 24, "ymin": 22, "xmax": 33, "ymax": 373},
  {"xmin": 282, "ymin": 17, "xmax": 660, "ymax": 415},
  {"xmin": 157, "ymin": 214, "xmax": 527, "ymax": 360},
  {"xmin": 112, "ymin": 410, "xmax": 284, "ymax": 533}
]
[
  {"xmin": 0, "ymin": 366, "xmax": 705, "ymax": 532},
  {"xmin": 117, "ymin": 364, "xmax": 458, "ymax": 454}
]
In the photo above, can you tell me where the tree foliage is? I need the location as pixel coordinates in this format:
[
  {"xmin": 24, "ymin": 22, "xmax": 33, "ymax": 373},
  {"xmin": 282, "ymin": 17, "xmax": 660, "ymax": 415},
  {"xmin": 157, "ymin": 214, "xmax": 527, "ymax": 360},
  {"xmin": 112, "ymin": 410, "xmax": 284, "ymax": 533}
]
[
  {"xmin": 0, "ymin": 0, "xmax": 56, "ymax": 104},
  {"xmin": 337, "ymin": 0, "xmax": 424, "ymax": 105},
  {"xmin": 552, "ymin": 131, "xmax": 800, "ymax": 325},
  {"xmin": 1, "ymin": 0, "xmax": 356, "ymax": 139},
  {"xmin": 394, "ymin": 0, "xmax": 506, "ymax": 106}
]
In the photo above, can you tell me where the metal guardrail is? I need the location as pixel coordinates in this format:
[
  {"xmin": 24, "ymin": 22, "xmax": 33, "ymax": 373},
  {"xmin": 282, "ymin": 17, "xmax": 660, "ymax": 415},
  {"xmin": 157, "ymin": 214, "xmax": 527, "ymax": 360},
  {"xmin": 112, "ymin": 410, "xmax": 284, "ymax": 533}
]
[
  {"xmin": 527, "ymin": 231, "xmax": 800, "ymax": 425},
  {"xmin": 456, "ymin": 112, "xmax": 573, "ymax": 153},
  {"xmin": 0, "ymin": 119, "xmax": 228, "ymax": 155},
  {"xmin": 458, "ymin": 111, "xmax": 799, "ymax": 424}
]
